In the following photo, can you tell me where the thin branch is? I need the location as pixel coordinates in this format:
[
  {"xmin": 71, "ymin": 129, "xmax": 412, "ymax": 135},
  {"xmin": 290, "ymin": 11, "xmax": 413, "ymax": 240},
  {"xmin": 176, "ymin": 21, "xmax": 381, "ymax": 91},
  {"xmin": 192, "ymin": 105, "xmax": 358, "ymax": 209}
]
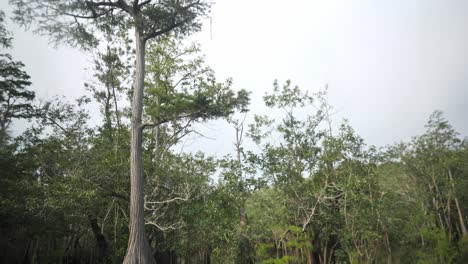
[
  {"xmin": 302, "ymin": 197, "xmax": 321, "ymax": 232},
  {"xmin": 173, "ymin": 72, "xmax": 192, "ymax": 89},
  {"xmin": 165, "ymin": 119, "xmax": 194, "ymax": 144},
  {"xmin": 138, "ymin": 0, "xmax": 152, "ymax": 8},
  {"xmin": 146, "ymin": 196, "xmax": 189, "ymax": 204},
  {"xmin": 141, "ymin": 110, "xmax": 203, "ymax": 129},
  {"xmin": 46, "ymin": 116, "xmax": 68, "ymax": 134},
  {"xmin": 145, "ymin": 220, "xmax": 184, "ymax": 231},
  {"xmin": 144, "ymin": 19, "xmax": 190, "ymax": 42},
  {"xmin": 49, "ymin": 2, "xmax": 116, "ymax": 19}
]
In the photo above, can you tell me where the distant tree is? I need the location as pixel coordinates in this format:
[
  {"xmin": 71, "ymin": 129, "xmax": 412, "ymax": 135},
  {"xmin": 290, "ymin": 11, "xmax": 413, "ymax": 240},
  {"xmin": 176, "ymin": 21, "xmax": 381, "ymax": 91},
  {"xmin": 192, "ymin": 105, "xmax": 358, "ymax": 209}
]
[
  {"xmin": 0, "ymin": 10, "xmax": 34, "ymax": 143},
  {"xmin": 9, "ymin": 1, "xmax": 210, "ymax": 262},
  {"xmin": 86, "ymin": 45, "xmax": 129, "ymax": 143},
  {"xmin": 141, "ymin": 36, "xmax": 250, "ymax": 261}
]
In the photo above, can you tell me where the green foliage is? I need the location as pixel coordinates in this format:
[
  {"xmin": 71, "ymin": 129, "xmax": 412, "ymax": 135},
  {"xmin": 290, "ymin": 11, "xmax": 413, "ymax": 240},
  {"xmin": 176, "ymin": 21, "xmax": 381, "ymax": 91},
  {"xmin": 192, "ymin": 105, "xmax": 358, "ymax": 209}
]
[
  {"xmin": 416, "ymin": 228, "xmax": 456, "ymax": 263},
  {"xmin": 10, "ymin": 0, "xmax": 210, "ymax": 49},
  {"xmin": 2, "ymin": 76, "xmax": 468, "ymax": 263},
  {"xmin": 458, "ymin": 235, "xmax": 468, "ymax": 261},
  {"xmin": 264, "ymin": 79, "xmax": 314, "ymax": 108},
  {"xmin": 0, "ymin": 11, "xmax": 34, "ymax": 142},
  {"xmin": 144, "ymin": 37, "xmax": 250, "ymax": 127},
  {"xmin": 1, "ymin": 12, "xmax": 467, "ymax": 262}
]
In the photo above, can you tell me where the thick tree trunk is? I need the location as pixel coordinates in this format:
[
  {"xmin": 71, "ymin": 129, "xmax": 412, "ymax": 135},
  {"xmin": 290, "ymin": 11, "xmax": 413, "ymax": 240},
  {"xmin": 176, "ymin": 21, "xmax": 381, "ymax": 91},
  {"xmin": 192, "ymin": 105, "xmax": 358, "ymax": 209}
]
[{"xmin": 123, "ymin": 28, "xmax": 156, "ymax": 264}]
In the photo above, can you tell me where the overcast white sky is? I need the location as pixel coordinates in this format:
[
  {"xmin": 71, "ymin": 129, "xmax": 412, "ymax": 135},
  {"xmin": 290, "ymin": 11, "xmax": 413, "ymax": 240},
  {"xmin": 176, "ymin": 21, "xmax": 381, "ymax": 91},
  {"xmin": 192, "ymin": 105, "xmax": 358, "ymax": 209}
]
[{"xmin": 2, "ymin": 0, "xmax": 467, "ymax": 156}]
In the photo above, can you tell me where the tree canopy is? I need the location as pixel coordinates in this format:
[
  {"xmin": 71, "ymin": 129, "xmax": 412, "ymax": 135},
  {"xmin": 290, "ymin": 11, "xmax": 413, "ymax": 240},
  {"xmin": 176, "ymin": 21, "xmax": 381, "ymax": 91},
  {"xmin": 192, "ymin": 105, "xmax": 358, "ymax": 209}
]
[
  {"xmin": 0, "ymin": 10, "xmax": 34, "ymax": 142},
  {"xmin": 10, "ymin": 0, "xmax": 209, "ymax": 48},
  {"xmin": 1, "ymin": 1, "xmax": 467, "ymax": 264}
]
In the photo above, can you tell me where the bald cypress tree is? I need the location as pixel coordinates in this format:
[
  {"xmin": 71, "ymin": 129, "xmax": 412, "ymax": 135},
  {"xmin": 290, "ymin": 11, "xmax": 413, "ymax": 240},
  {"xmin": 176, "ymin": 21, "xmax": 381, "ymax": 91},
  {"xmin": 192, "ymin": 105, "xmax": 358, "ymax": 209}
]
[{"xmin": 9, "ymin": 1, "xmax": 209, "ymax": 263}]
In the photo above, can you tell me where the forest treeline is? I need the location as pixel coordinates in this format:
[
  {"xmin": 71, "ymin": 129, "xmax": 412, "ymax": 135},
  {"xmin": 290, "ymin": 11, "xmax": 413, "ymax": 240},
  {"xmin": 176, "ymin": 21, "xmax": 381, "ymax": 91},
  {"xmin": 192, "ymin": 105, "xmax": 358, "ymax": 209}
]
[{"xmin": 1, "ymin": 3, "xmax": 468, "ymax": 264}]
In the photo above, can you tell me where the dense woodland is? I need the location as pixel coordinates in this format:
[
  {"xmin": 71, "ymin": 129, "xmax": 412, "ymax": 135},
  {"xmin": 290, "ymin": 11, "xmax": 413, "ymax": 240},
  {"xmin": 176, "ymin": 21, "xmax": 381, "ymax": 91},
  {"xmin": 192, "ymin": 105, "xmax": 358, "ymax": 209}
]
[{"xmin": 1, "ymin": 1, "xmax": 468, "ymax": 263}]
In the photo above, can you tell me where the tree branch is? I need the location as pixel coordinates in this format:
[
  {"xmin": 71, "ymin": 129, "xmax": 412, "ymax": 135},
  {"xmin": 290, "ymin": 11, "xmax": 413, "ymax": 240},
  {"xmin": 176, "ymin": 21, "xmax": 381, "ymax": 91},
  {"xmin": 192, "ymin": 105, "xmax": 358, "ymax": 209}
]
[
  {"xmin": 146, "ymin": 196, "xmax": 189, "ymax": 204},
  {"xmin": 145, "ymin": 220, "xmax": 184, "ymax": 231},
  {"xmin": 144, "ymin": 18, "xmax": 190, "ymax": 42},
  {"xmin": 56, "ymin": 6, "xmax": 115, "ymax": 20},
  {"xmin": 143, "ymin": 1, "xmax": 202, "ymax": 40},
  {"xmin": 141, "ymin": 110, "xmax": 203, "ymax": 129},
  {"xmin": 138, "ymin": 0, "xmax": 153, "ymax": 8},
  {"xmin": 43, "ymin": 1, "xmax": 133, "ymax": 19}
]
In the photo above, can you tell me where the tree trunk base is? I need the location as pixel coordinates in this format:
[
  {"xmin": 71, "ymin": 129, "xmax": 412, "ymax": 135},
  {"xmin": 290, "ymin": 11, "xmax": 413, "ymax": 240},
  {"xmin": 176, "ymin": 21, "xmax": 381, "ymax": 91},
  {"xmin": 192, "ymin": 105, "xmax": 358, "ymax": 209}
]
[{"xmin": 123, "ymin": 238, "xmax": 156, "ymax": 264}]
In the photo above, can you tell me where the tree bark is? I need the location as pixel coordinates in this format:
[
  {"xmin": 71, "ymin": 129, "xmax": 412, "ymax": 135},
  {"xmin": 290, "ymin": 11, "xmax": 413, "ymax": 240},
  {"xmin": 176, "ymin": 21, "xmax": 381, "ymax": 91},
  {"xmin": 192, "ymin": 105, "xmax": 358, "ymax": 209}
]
[
  {"xmin": 449, "ymin": 169, "xmax": 468, "ymax": 235},
  {"xmin": 123, "ymin": 27, "xmax": 156, "ymax": 264}
]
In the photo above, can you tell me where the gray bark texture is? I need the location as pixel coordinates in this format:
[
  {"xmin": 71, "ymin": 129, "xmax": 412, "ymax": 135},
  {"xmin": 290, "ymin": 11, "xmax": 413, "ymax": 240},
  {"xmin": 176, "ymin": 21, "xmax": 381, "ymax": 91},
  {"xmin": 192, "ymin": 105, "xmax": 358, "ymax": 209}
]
[{"xmin": 123, "ymin": 28, "xmax": 156, "ymax": 264}]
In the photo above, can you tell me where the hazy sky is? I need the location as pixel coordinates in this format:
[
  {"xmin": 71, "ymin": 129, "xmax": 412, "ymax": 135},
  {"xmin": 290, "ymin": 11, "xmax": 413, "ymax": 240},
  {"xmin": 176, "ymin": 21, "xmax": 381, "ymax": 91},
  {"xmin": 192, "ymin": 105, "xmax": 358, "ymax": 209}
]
[{"xmin": 2, "ymin": 0, "xmax": 467, "ymax": 156}]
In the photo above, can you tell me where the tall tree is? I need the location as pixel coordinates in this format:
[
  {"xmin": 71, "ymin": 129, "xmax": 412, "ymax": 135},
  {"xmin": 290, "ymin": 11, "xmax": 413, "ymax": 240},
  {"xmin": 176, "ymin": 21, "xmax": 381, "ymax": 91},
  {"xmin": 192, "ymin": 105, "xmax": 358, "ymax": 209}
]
[
  {"xmin": 86, "ymin": 45, "xmax": 129, "ymax": 143},
  {"xmin": 0, "ymin": 10, "xmax": 34, "ymax": 143},
  {"xmin": 10, "ymin": 1, "xmax": 210, "ymax": 263}
]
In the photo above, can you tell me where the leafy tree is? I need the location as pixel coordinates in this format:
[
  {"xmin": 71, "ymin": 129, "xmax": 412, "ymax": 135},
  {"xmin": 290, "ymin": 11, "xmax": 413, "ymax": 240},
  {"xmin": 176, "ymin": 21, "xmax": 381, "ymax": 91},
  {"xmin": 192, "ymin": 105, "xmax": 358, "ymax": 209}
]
[
  {"xmin": 140, "ymin": 36, "xmax": 250, "ymax": 261},
  {"xmin": 0, "ymin": 10, "xmax": 34, "ymax": 143},
  {"xmin": 86, "ymin": 45, "xmax": 129, "ymax": 140},
  {"xmin": 143, "ymin": 37, "xmax": 249, "ymax": 130},
  {"xmin": 9, "ymin": 1, "xmax": 211, "ymax": 262},
  {"xmin": 244, "ymin": 80, "xmax": 413, "ymax": 263},
  {"xmin": 2, "ymin": 4, "xmax": 468, "ymax": 261},
  {"xmin": 394, "ymin": 111, "xmax": 468, "ymax": 262}
]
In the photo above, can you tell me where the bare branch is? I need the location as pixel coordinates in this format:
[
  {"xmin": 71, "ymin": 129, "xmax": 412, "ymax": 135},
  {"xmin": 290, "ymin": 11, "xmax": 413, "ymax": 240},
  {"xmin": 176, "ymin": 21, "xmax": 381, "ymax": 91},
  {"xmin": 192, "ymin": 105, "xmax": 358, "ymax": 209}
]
[
  {"xmin": 146, "ymin": 196, "xmax": 189, "ymax": 204},
  {"xmin": 145, "ymin": 220, "xmax": 184, "ymax": 231},
  {"xmin": 302, "ymin": 198, "xmax": 321, "ymax": 232}
]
